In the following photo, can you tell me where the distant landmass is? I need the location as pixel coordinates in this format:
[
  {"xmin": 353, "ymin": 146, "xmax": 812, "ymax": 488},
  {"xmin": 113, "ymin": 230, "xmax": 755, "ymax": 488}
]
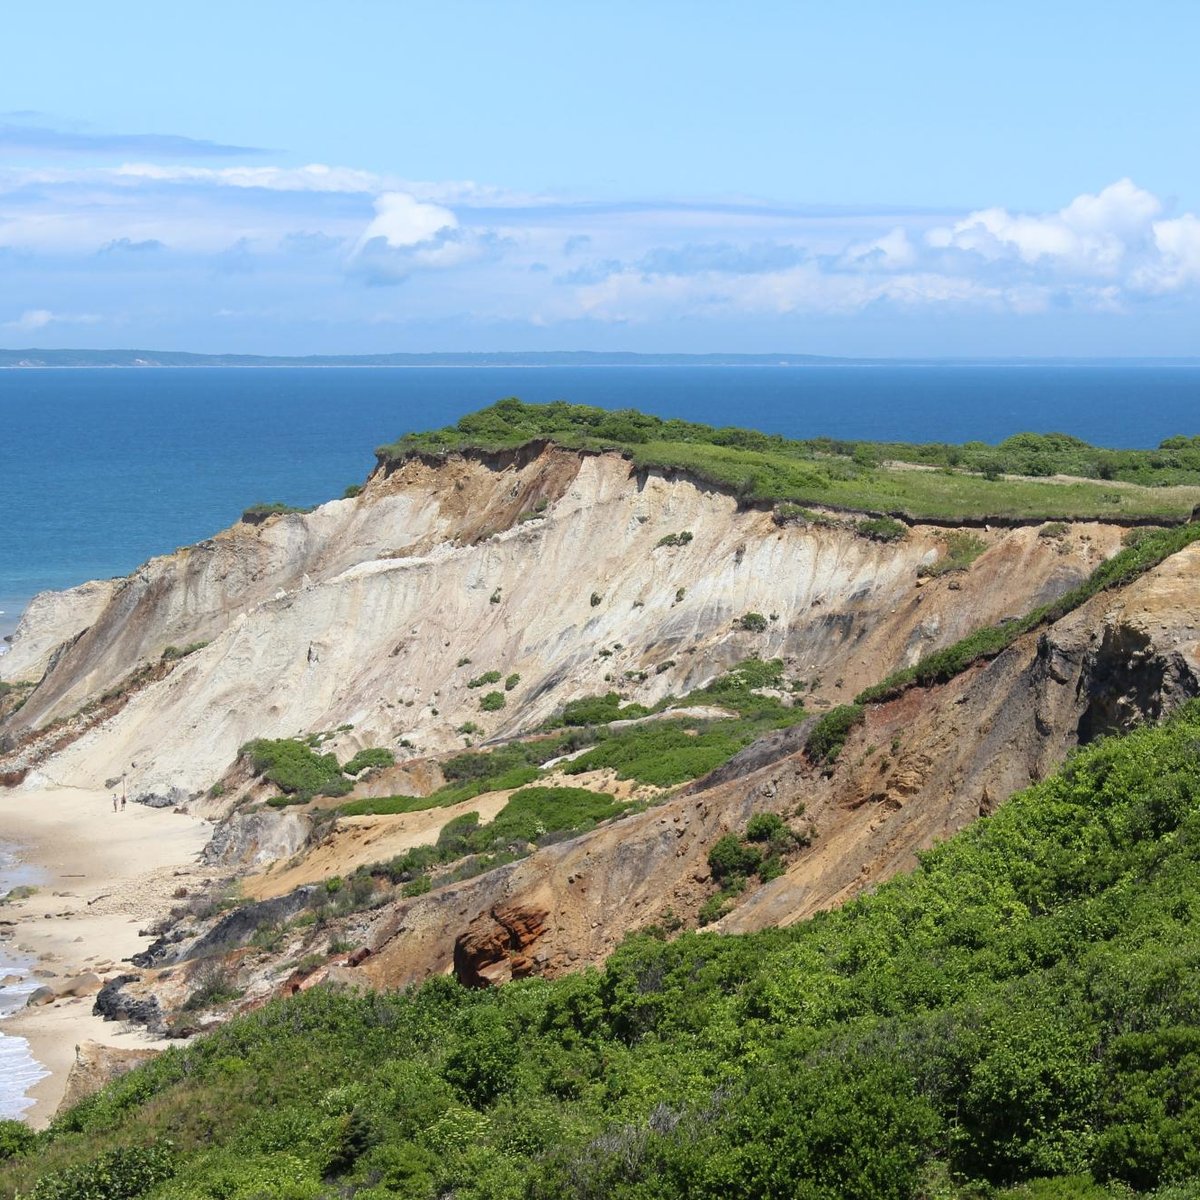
[
  {"xmin": 3, "ymin": 348, "xmax": 1197, "ymax": 368},
  {"xmin": 0, "ymin": 349, "xmax": 853, "ymax": 368}
]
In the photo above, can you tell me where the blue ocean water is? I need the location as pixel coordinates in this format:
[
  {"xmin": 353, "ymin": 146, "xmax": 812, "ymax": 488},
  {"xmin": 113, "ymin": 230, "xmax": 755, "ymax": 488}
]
[{"xmin": 1, "ymin": 363, "xmax": 1198, "ymax": 637}]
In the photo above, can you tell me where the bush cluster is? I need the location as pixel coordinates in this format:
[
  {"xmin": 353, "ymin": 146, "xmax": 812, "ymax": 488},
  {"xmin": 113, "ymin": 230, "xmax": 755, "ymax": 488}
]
[{"xmin": 342, "ymin": 748, "xmax": 395, "ymax": 776}]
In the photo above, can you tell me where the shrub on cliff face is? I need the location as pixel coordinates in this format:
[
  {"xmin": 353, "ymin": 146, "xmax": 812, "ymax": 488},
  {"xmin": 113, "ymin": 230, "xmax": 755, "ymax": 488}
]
[
  {"xmin": 479, "ymin": 691, "xmax": 506, "ymax": 712},
  {"xmin": 805, "ymin": 704, "xmax": 865, "ymax": 764},
  {"xmin": 737, "ymin": 612, "xmax": 769, "ymax": 632},
  {"xmin": 467, "ymin": 670, "xmax": 502, "ymax": 689},
  {"xmin": 707, "ymin": 834, "xmax": 763, "ymax": 881},
  {"xmin": 343, "ymin": 748, "xmax": 395, "ymax": 776},
  {"xmin": 855, "ymin": 515, "xmax": 908, "ymax": 542},
  {"xmin": 242, "ymin": 738, "xmax": 345, "ymax": 796}
]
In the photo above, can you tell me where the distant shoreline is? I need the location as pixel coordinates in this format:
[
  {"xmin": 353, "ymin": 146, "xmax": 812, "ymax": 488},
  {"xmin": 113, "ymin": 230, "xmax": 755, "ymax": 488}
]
[{"xmin": 3, "ymin": 352, "xmax": 1200, "ymax": 370}]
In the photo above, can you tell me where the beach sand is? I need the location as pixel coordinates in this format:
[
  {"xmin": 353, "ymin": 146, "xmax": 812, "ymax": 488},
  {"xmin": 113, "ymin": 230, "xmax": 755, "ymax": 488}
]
[{"xmin": 0, "ymin": 786, "xmax": 212, "ymax": 1125}]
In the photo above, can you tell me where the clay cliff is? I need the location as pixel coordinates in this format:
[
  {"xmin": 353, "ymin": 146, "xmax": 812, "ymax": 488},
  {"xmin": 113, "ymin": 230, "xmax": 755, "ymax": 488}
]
[{"xmin": 5, "ymin": 443, "xmax": 1196, "ymax": 1045}]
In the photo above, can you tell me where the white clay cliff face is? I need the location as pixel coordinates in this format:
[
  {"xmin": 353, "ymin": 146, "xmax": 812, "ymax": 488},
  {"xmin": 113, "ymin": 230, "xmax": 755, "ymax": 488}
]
[{"xmin": 2, "ymin": 447, "xmax": 1119, "ymax": 800}]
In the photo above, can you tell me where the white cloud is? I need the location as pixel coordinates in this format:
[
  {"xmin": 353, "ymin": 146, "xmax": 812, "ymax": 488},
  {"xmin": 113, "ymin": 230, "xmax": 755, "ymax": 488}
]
[
  {"xmin": 1135, "ymin": 214, "xmax": 1200, "ymax": 292},
  {"xmin": 926, "ymin": 179, "xmax": 1162, "ymax": 277},
  {"xmin": 355, "ymin": 192, "xmax": 458, "ymax": 250},
  {"xmin": 113, "ymin": 162, "xmax": 382, "ymax": 194},
  {"xmin": 840, "ymin": 227, "xmax": 916, "ymax": 270},
  {"xmin": 2, "ymin": 162, "xmax": 1199, "ymax": 335},
  {"xmin": 4, "ymin": 308, "xmax": 101, "ymax": 331}
]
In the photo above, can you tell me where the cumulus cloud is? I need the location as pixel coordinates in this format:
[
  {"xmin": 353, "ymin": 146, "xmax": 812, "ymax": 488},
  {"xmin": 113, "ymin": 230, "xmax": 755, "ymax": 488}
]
[
  {"xmin": 926, "ymin": 179, "xmax": 1162, "ymax": 277},
  {"xmin": 1137, "ymin": 214, "xmax": 1200, "ymax": 292},
  {"xmin": 355, "ymin": 192, "xmax": 459, "ymax": 250},
  {"xmin": 349, "ymin": 192, "xmax": 506, "ymax": 285}
]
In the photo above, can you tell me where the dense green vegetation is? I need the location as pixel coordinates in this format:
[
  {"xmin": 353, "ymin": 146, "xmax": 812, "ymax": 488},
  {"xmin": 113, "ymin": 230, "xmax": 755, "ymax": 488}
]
[
  {"xmin": 804, "ymin": 703, "xmax": 866, "ymax": 764},
  {"xmin": 343, "ymin": 749, "xmax": 395, "ymax": 776},
  {"xmin": 552, "ymin": 658, "xmax": 798, "ymax": 787},
  {"xmin": 379, "ymin": 399, "xmax": 1200, "ymax": 520},
  {"xmin": 366, "ymin": 786, "xmax": 630, "ymax": 892},
  {"xmin": 240, "ymin": 501, "xmax": 314, "ymax": 521},
  {"xmin": 243, "ymin": 738, "xmax": 348, "ymax": 800},
  {"xmin": 13, "ymin": 705, "xmax": 1200, "ymax": 1198},
  {"xmin": 563, "ymin": 721, "xmax": 760, "ymax": 788},
  {"xmin": 857, "ymin": 518, "xmax": 1200, "ymax": 705},
  {"xmin": 335, "ymin": 734, "xmax": 599, "ymax": 818}
]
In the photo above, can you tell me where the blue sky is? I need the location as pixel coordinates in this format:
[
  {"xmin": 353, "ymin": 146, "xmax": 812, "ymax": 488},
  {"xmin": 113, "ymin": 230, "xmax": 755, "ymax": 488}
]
[{"xmin": 2, "ymin": 0, "xmax": 1199, "ymax": 356}]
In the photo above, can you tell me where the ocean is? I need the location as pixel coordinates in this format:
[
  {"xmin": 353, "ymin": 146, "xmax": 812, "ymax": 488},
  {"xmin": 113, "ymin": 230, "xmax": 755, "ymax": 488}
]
[{"xmin": 1, "ymin": 362, "xmax": 1198, "ymax": 642}]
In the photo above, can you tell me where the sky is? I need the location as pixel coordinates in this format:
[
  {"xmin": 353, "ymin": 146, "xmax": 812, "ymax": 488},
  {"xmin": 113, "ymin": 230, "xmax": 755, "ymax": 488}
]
[{"xmin": 1, "ymin": 0, "xmax": 1199, "ymax": 357}]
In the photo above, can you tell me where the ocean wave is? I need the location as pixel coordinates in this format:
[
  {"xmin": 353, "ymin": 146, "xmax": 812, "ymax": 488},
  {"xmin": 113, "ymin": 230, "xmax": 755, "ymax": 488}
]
[{"xmin": 0, "ymin": 846, "xmax": 49, "ymax": 1117}]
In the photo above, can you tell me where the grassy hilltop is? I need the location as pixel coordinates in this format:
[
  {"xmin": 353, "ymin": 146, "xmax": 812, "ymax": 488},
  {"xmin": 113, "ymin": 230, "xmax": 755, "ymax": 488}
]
[{"xmin": 381, "ymin": 398, "xmax": 1200, "ymax": 521}]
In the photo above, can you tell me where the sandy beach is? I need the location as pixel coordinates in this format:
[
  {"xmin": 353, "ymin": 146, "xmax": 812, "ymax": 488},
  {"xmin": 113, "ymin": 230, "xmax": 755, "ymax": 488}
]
[{"xmin": 0, "ymin": 785, "xmax": 212, "ymax": 1125}]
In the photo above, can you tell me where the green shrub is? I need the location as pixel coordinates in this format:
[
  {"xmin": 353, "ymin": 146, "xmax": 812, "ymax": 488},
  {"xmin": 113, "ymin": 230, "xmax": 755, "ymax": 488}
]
[
  {"xmin": 0, "ymin": 1120, "xmax": 36, "ymax": 1161},
  {"xmin": 565, "ymin": 722, "xmax": 753, "ymax": 787},
  {"xmin": 806, "ymin": 703, "xmax": 866, "ymax": 763},
  {"xmin": 342, "ymin": 483, "xmax": 363, "ymax": 498},
  {"xmin": 27, "ymin": 1143, "xmax": 176, "ymax": 1200},
  {"xmin": 1122, "ymin": 525, "xmax": 1162, "ymax": 547},
  {"xmin": 759, "ymin": 855, "xmax": 786, "ymax": 882},
  {"xmin": 856, "ymin": 515, "xmax": 908, "ymax": 542},
  {"xmin": 918, "ymin": 531, "xmax": 987, "ymax": 577},
  {"xmin": 160, "ymin": 641, "xmax": 208, "ymax": 661},
  {"xmin": 504, "ymin": 673, "xmax": 521, "ymax": 691},
  {"xmin": 737, "ymin": 611, "xmax": 768, "ymax": 632},
  {"xmin": 745, "ymin": 812, "xmax": 787, "ymax": 843},
  {"xmin": 242, "ymin": 738, "xmax": 345, "ymax": 796},
  {"xmin": 707, "ymin": 834, "xmax": 763, "ymax": 881},
  {"xmin": 655, "ymin": 531, "xmax": 694, "ymax": 548},
  {"xmin": 182, "ymin": 962, "xmax": 241, "ymax": 1012},
  {"xmin": 558, "ymin": 692, "xmax": 649, "ymax": 727},
  {"xmin": 1039, "ymin": 521, "xmax": 1069, "ymax": 539},
  {"xmin": 343, "ymin": 748, "xmax": 395, "ymax": 776},
  {"xmin": 467, "ymin": 670, "xmax": 502, "ymax": 689},
  {"xmin": 402, "ymin": 876, "xmax": 432, "ymax": 898},
  {"xmin": 479, "ymin": 691, "xmax": 506, "ymax": 712},
  {"xmin": 698, "ymin": 892, "xmax": 733, "ymax": 926}
]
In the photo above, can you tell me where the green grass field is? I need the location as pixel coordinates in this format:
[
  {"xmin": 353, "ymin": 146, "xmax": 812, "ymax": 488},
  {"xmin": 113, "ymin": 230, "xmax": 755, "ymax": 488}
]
[{"xmin": 380, "ymin": 399, "xmax": 1200, "ymax": 521}]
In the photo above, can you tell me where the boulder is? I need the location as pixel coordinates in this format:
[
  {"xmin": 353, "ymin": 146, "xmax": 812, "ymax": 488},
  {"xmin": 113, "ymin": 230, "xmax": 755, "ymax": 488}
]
[
  {"xmin": 59, "ymin": 971, "xmax": 102, "ymax": 998},
  {"xmin": 134, "ymin": 786, "xmax": 188, "ymax": 809}
]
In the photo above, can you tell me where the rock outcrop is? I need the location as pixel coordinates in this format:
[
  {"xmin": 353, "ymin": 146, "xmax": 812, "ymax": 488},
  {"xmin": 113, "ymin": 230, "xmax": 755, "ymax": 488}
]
[{"xmin": 453, "ymin": 903, "xmax": 551, "ymax": 987}]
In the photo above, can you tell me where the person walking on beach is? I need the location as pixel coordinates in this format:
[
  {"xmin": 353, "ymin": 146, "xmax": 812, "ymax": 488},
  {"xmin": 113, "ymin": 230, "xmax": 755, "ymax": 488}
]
[
  {"xmin": 112, "ymin": 794, "xmax": 118, "ymax": 812},
  {"xmin": 120, "ymin": 794, "xmax": 126, "ymax": 812}
]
